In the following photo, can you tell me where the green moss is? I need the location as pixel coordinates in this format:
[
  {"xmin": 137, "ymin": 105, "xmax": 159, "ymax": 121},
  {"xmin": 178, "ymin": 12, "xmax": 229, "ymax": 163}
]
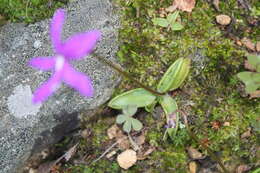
[{"xmin": 0, "ymin": 0, "xmax": 68, "ymax": 23}]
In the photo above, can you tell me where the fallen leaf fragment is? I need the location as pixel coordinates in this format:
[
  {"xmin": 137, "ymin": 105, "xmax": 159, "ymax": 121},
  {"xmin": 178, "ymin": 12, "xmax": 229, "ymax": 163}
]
[
  {"xmin": 249, "ymin": 90, "xmax": 260, "ymax": 98},
  {"xmin": 64, "ymin": 143, "xmax": 78, "ymax": 161},
  {"xmin": 212, "ymin": 0, "xmax": 220, "ymax": 11},
  {"xmin": 241, "ymin": 37, "xmax": 255, "ymax": 51},
  {"xmin": 81, "ymin": 129, "xmax": 91, "ymax": 139},
  {"xmin": 117, "ymin": 149, "xmax": 137, "ymax": 169},
  {"xmin": 135, "ymin": 133, "xmax": 146, "ymax": 146},
  {"xmin": 223, "ymin": 122, "xmax": 230, "ymax": 126},
  {"xmin": 236, "ymin": 164, "xmax": 250, "ymax": 173},
  {"xmin": 216, "ymin": 14, "xmax": 231, "ymax": 25},
  {"xmin": 187, "ymin": 147, "xmax": 203, "ymax": 159},
  {"xmin": 107, "ymin": 124, "xmax": 123, "ymax": 139},
  {"xmin": 189, "ymin": 161, "xmax": 198, "ymax": 173},
  {"xmin": 117, "ymin": 136, "xmax": 130, "ymax": 150},
  {"xmin": 137, "ymin": 146, "xmax": 155, "ymax": 160},
  {"xmin": 172, "ymin": 0, "xmax": 196, "ymax": 12},
  {"xmin": 241, "ymin": 128, "xmax": 251, "ymax": 138},
  {"xmin": 244, "ymin": 60, "xmax": 256, "ymax": 71},
  {"xmin": 256, "ymin": 42, "xmax": 260, "ymax": 52}
]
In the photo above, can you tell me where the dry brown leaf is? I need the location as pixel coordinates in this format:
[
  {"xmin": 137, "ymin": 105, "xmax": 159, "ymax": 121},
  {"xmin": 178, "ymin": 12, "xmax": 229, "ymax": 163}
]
[
  {"xmin": 187, "ymin": 147, "xmax": 203, "ymax": 159},
  {"xmin": 189, "ymin": 161, "xmax": 198, "ymax": 173},
  {"xmin": 216, "ymin": 14, "xmax": 231, "ymax": 25},
  {"xmin": 117, "ymin": 149, "xmax": 137, "ymax": 169},
  {"xmin": 137, "ymin": 147, "xmax": 155, "ymax": 160},
  {"xmin": 212, "ymin": 0, "xmax": 220, "ymax": 11},
  {"xmin": 241, "ymin": 37, "xmax": 255, "ymax": 51},
  {"xmin": 117, "ymin": 136, "xmax": 130, "ymax": 150},
  {"xmin": 107, "ymin": 124, "xmax": 123, "ymax": 139},
  {"xmin": 256, "ymin": 42, "xmax": 260, "ymax": 52},
  {"xmin": 172, "ymin": 0, "xmax": 196, "ymax": 12},
  {"xmin": 135, "ymin": 133, "xmax": 146, "ymax": 146},
  {"xmin": 249, "ymin": 90, "xmax": 260, "ymax": 98},
  {"xmin": 236, "ymin": 164, "xmax": 251, "ymax": 173},
  {"xmin": 37, "ymin": 161, "xmax": 56, "ymax": 173},
  {"xmin": 241, "ymin": 128, "xmax": 251, "ymax": 138}
]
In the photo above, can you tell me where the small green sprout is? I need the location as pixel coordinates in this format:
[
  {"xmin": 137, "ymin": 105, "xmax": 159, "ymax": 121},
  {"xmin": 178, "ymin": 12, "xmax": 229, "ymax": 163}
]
[
  {"xmin": 116, "ymin": 106, "xmax": 143, "ymax": 133},
  {"xmin": 152, "ymin": 11, "xmax": 184, "ymax": 31}
]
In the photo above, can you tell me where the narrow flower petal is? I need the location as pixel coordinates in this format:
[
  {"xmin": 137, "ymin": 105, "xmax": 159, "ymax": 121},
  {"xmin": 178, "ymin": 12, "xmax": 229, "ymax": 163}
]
[
  {"xmin": 32, "ymin": 73, "xmax": 62, "ymax": 104},
  {"xmin": 62, "ymin": 62, "xmax": 93, "ymax": 97},
  {"xmin": 50, "ymin": 9, "xmax": 65, "ymax": 53},
  {"xmin": 60, "ymin": 30, "xmax": 101, "ymax": 59},
  {"xmin": 28, "ymin": 57, "xmax": 55, "ymax": 71}
]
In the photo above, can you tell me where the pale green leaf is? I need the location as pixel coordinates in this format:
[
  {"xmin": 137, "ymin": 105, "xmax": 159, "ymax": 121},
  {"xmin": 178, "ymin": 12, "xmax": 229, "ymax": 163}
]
[
  {"xmin": 131, "ymin": 118, "xmax": 143, "ymax": 131},
  {"xmin": 237, "ymin": 72, "xmax": 260, "ymax": 93},
  {"xmin": 159, "ymin": 94, "xmax": 178, "ymax": 115},
  {"xmin": 145, "ymin": 100, "xmax": 158, "ymax": 113},
  {"xmin": 247, "ymin": 54, "xmax": 260, "ymax": 72},
  {"xmin": 123, "ymin": 105, "xmax": 138, "ymax": 116},
  {"xmin": 108, "ymin": 88, "xmax": 157, "ymax": 109},
  {"xmin": 116, "ymin": 115, "xmax": 127, "ymax": 124},
  {"xmin": 171, "ymin": 23, "xmax": 184, "ymax": 31},
  {"xmin": 157, "ymin": 58, "xmax": 191, "ymax": 93},
  {"xmin": 152, "ymin": 18, "xmax": 169, "ymax": 27},
  {"xmin": 123, "ymin": 120, "xmax": 132, "ymax": 133},
  {"xmin": 167, "ymin": 11, "xmax": 179, "ymax": 24}
]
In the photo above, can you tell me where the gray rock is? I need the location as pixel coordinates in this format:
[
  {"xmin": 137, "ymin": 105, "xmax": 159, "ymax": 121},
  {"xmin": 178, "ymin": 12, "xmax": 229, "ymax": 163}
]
[{"xmin": 0, "ymin": 0, "xmax": 120, "ymax": 172}]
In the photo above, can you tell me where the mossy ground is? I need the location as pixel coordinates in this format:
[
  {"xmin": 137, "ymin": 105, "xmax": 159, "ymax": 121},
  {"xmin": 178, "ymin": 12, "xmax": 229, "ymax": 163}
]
[
  {"xmin": 2, "ymin": 0, "xmax": 259, "ymax": 172},
  {"xmin": 0, "ymin": 0, "xmax": 67, "ymax": 23}
]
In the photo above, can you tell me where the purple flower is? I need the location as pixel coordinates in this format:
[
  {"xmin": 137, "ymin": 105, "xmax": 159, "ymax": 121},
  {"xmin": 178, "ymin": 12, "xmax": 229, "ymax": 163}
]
[{"xmin": 29, "ymin": 9, "xmax": 101, "ymax": 104}]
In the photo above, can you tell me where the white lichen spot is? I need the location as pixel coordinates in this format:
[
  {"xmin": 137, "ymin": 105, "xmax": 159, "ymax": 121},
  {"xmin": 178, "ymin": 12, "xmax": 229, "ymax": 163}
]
[
  {"xmin": 55, "ymin": 55, "xmax": 65, "ymax": 71},
  {"xmin": 7, "ymin": 85, "xmax": 41, "ymax": 119}
]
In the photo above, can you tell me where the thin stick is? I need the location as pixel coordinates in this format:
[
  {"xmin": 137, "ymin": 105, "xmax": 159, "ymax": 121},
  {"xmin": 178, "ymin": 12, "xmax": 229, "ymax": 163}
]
[
  {"xmin": 92, "ymin": 141, "xmax": 119, "ymax": 163},
  {"xmin": 178, "ymin": 110, "xmax": 229, "ymax": 173},
  {"xmin": 92, "ymin": 53, "xmax": 164, "ymax": 96}
]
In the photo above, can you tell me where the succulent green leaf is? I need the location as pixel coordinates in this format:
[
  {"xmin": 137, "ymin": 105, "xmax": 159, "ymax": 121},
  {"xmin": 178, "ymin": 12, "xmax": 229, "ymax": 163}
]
[
  {"xmin": 108, "ymin": 88, "xmax": 157, "ymax": 109},
  {"xmin": 159, "ymin": 94, "xmax": 178, "ymax": 115},
  {"xmin": 247, "ymin": 54, "xmax": 260, "ymax": 72},
  {"xmin": 167, "ymin": 11, "xmax": 179, "ymax": 24},
  {"xmin": 171, "ymin": 23, "xmax": 184, "ymax": 31},
  {"xmin": 123, "ymin": 120, "xmax": 132, "ymax": 133},
  {"xmin": 237, "ymin": 72, "xmax": 260, "ymax": 93},
  {"xmin": 122, "ymin": 105, "xmax": 138, "ymax": 116},
  {"xmin": 157, "ymin": 58, "xmax": 191, "ymax": 93},
  {"xmin": 131, "ymin": 118, "xmax": 143, "ymax": 131},
  {"xmin": 116, "ymin": 115, "xmax": 127, "ymax": 124},
  {"xmin": 152, "ymin": 18, "xmax": 169, "ymax": 27}
]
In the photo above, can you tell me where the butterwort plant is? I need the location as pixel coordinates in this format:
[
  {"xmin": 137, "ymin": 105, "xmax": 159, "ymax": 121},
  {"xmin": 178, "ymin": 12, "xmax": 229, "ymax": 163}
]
[{"xmin": 28, "ymin": 9, "xmax": 101, "ymax": 104}]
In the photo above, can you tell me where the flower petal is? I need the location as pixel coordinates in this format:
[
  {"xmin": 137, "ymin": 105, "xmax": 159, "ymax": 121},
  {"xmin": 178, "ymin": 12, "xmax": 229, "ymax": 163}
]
[
  {"xmin": 32, "ymin": 73, "xmax": 62, "ymax": 104},
  {"xmin": 62, "ymin": 62, "xmax": 93, "ymax": 97},
  {"xmin": 50, "ymin": 9, "xmax": 65, "ymax": 53},
  {"xmin": 28, "ymin": 56, "xmax": 55, "ymax": 71},
  {"xmin": 60, "ymin": 30, "xmax": 101, "ymax": 59}
]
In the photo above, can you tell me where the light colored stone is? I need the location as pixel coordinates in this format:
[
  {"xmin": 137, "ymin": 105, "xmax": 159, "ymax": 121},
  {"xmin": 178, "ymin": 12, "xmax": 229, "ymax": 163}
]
[
  {"xmin": 216, "ymin": 14, "xmax": 231, "ymax": 25},
  {"xmin": 0, "ymin": 0, "xmax": 120, "ymax": 172}
]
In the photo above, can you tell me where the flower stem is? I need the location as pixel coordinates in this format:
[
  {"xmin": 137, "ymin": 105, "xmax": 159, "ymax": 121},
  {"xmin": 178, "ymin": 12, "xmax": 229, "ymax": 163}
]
[
  {"xmin": 93, "ymin": 53, "xmax": 164, "ymax": 96},
  {"xmin": 178, "ymin": 110, "xmax": 230, "ymax": 173}
]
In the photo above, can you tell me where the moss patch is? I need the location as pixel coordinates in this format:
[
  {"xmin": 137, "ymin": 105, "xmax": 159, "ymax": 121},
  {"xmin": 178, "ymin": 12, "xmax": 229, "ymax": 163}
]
[{"xmin": 0, "ymin": 0, "xmax": 68, "ymax": 23}]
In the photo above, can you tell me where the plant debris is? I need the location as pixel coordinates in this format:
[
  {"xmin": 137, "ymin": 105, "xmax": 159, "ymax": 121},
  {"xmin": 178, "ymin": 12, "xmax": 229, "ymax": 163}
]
[
  {"xmin": 216, "ymin": 14, "xmax": 231, "ymax": 25},
  {"xmin": 117, "ymin": 149, "xmax": 137, "ymax": 169},
  {"xmin": 172, "ymin": 0, "xmax": 196, "ymax": 12}
]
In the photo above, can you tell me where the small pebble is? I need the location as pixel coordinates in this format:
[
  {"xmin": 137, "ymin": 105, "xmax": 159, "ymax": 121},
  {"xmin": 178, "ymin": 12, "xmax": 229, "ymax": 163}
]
[{"xmin": 216, "ymin": 14, "xmax": 231, "ymax": 25}]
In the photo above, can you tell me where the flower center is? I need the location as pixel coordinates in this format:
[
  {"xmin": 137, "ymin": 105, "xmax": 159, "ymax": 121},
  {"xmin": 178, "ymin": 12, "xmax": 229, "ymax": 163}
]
[{"xmin": 55, "ymin": 55, "xmax": 65, "ymax": 71}]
